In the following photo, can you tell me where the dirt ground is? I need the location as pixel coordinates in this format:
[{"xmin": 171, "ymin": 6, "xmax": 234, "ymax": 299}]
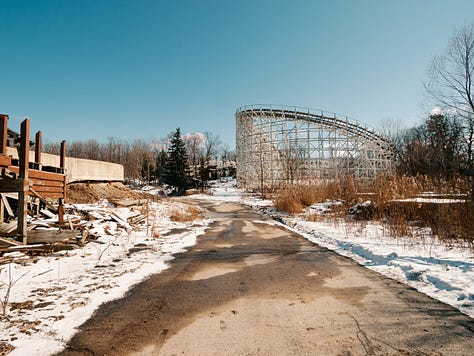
[
  {"xmin": 59, "ymin": 200, "xmax": 474, "ymax": 355},
  {"xmin": 65, "ymin": 182, "xmax": 146, "ymax": 204}
]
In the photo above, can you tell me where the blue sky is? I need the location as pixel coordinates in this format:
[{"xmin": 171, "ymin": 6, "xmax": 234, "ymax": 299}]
[{"xmin": 1, "ymin": 0, "xmax": 473, "ymax": 148}]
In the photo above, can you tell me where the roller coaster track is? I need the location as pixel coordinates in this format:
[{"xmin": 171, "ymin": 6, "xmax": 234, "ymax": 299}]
[{"xmin": 236, "ymin": 105, "xmax": 394, "ymax": 151}]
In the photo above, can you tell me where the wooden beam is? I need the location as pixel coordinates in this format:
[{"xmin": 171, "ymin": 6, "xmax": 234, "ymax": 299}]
[
  {"xmin": 26, "ymin": 229, "xmax": 79, "ymax": 244},
  {"xmin": 31, "ymin": 186, "xmax": 64, "ymax": 194},
  {"xmin": 18, "ymin": 118, "xmax": 30, "ymax": 244},
  {"xmin": 58, "ymin": 199, "xmax": 64, "ymax": 224},
  {"xmin": 10, "ymin": 167, "xmax": 66, "ymax": 182},
  {"xmin": 30, "ymin": 179, "xmax": 65, "ymax": 188},
  {"xmin": 0, "ymin": 237, "xmax": 21, "ymax": 247},
  {"xmin": 19, "ymin": 119, "xmax": 29, "ymax": 179},
  {"xmin": 60, "ymin": 140, "xmax": 67, "ymax": 202},
  {"xmin": 29, "ymin": 188, "xmax": 58, "ymax": 213},
  {"xmin": 0, "ymin": 155, "xmax": 12, "ymax": 167},
  {"xmin": 1, "ymin": 194, "xmax": 14, "ymax": 217},
  {"xmin": 35, "ymin": 130, "xmax": 42, "ymax": 164},
  {"xmin": 0, "ymin": 177, "xmax": 28, "ymax": 192},
  {"xmin": 0, "ymin": 115, "xmax": 7, "ymax": 156},
  {"xmin": 63, "ymin": 172, "xmax": 66, "ymax": 201},
  {"xmin": 60, "ymin": 140, "xmax": 66, "ymax": 169}
]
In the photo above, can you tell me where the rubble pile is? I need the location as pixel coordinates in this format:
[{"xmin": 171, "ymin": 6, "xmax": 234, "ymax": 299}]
[{"xmin": 0, "ymin": 198, "xmax": 152, "ymax": 265}]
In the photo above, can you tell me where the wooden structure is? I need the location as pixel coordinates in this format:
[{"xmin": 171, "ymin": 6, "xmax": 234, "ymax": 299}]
[
  {"xmin": 0, "ymin": 114, "xmax": 66, "ymax": 244},
  {"xmin": 236, "ymin": 105, "xmax": 394, "ymax": 191}
]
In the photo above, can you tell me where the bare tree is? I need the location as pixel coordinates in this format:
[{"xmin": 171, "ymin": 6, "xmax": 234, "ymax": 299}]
[
  {"xmin": 397, "ymin": 114, "xmax": 464, "ymax": 178},
  {"xmin": 83, "ymin": 139, "xmax": 101, "ymax": 161},
  {"xmin": 204, "ymin": 132, "xmax": 222, "ymax": 162},
  {"xmin": 279, "ymin": 143, "xmax": 304, "ymax": 184},
  {"xmin": 125, "ymin": 139, "xmax": 151, "ymax": 180},
  {"xmin": 425, "ymin": 23, "xmax": 474, "ymax": 166},
  {"xmin": 201, "ymin": 132, "xmax": 221, "ymax": 182},
  {"xmin": 183, "ymin": 132, "xmax": 206, "ymax": 178},
  {"xmin": 220, "ymin": 144, "xmax": 233, "ymax": 162},
  {"xmin": 42, "ymin": 141, "xmax": 60, "ymax": 155}
]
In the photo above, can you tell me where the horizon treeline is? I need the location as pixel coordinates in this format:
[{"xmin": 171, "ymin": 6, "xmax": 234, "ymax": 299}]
[{"xmin": 42, "ymin": 132, "xmax": 236, "ymax": 182}]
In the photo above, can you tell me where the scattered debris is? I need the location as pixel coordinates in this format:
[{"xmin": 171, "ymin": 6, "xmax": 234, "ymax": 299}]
[
  {"xmin": 0, "ymin": 198, "xmax": 154, "ymax": 264},
  {"xmin": 25, "ymin": 230, "xmax": 80, "ymax": 245},
  {"xmin": 111, "ymin": 198, "xmax": 149, "ymax": 207}
]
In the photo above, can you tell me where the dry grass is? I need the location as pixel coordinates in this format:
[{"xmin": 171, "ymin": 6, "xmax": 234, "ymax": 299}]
[
  {"xmin": 170, "ymin": 205, "xmax": 200, "ymax": 222},
  {"xmin": 274, "ymin": 174, "xmax": 473, "ymax": 246},
  {"xmin": 274, "ymin": 176, "xmax": 358, "ymax": 214}
]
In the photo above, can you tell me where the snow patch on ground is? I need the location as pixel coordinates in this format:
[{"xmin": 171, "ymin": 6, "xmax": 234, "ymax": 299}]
[
  {"xmin": 0, "ymin": 200, "xmax": 210, "ymax": 356},
  {"xmin": 393, "ymin": 198, "xmax": 466, "ymax": 204}
]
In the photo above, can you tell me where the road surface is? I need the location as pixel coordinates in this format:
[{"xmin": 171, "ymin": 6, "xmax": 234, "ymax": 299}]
[{"xmin": 59, "ymin": 200, "xmax": 473, "ymax": 355}]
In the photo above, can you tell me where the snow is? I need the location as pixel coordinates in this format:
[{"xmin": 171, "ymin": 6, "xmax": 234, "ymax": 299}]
[
  {"xmin": 393, "ymin": 197, "xmax": 466, "ymax": 204},
  {"xmin": 0, "ymin": 200, "xmax": 210, "ymax": 355}
]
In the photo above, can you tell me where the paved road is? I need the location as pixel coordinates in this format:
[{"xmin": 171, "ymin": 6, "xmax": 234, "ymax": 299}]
[{"xmin": 60, "ymin": 201, "xmax": 473, "ymax": 355}]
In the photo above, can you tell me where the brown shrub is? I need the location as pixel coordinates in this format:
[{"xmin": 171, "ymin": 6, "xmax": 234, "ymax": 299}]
[
  {"xmin": 274, "ymin": 187, "xmax": 304, "ymax": 214},
  {"xmin": 170, "ymin": 205, "xmax": 200, "ymax": 222}
]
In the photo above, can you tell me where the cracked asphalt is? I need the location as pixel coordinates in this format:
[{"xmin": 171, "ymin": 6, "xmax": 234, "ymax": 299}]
[{"xmin": 59, "ymin": 201, "xmax": 473, "ymax": 355}]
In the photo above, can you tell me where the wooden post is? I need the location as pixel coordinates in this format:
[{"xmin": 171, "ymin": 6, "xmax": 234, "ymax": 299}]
[
  {"xmin": 0, "ymin": 114, "xmax": 8, "ymax": 225},
  {"xmin": 0, "ymin": 114, "xmax": 8, "ymax": 156},
  {"xmin": 60, "ymin": 140, "xmax": 66, "ymax": 169},
  {"xmin": 18, "ymin": 118, "xmax": 30, "ymax": 244},
  {"xmin": 58, "ymin": 199, "xmax": 64, "ymax": 225},
  {"xmin": 35, "ymin": 130, "xmax": 42, "ymax": 165},
  {"xmin": 58, "ymin": 140, "xmax": 66, "ymax": 225},
  {"xmin": 0, "ymin": 194, "xmax": 3, "ymax": 224}
]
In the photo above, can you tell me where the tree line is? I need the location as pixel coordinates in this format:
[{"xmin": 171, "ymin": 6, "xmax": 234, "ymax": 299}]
[
  {"xmin": 43, "ymin": 130, "xmax": 236, "ymax": 189},
  {"xmin": 395, "ymin": 23, "xmax": 474, "ymax": 179}
]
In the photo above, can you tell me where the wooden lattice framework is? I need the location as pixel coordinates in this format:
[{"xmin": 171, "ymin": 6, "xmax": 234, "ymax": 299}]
[{"xmin": 236, "ymin": 105, "xmax": 394, "ymax": 190}]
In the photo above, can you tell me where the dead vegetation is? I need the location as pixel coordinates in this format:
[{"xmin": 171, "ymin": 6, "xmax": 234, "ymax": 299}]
[
  {"xmin": 274, "ymin": 175, "xmax": 474, "ymax": 246},
  {"xmin": 170, "ymin": 204, "xmax": 200, "ymax": 222}
]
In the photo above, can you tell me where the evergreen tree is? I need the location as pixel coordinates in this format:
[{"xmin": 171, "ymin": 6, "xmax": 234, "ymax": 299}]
[
  {"xmin": 163, "ymin": 128, "xmax": 191, "ymax": 195},
  {"xmin": 155, "ymin": 149, "xmax": 168, "ymax": 181}
]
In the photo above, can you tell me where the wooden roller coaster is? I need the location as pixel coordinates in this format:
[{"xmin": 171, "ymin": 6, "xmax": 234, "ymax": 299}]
[{"xmin": 236, "ymin": 105, "xmax": 394, "ymax": 191}]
